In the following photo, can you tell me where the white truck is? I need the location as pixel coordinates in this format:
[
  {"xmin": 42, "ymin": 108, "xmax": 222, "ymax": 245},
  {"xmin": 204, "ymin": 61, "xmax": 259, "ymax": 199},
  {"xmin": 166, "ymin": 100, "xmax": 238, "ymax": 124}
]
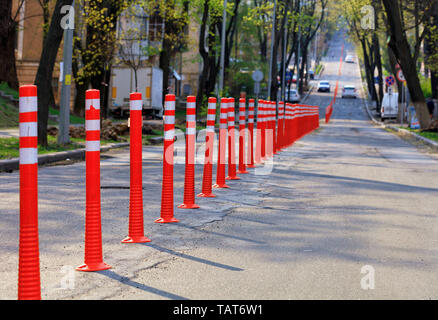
[
  {"xmin": 381, "ymin": 92, "xmax": 399, "ymax": 121},
  {"xmin": 110, "ymin": 66, "xmax": 163, "ymax": 119}
]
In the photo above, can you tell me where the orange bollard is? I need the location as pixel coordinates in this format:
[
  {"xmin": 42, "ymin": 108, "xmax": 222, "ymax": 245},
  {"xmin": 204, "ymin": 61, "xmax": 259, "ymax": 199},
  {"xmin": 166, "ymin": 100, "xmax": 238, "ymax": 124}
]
[
  {"xmin": 283, "ymin": 103, "xmax": 288, "ymax": 147},
  {"xmin": 294, "ymin": 105, "xmax": 303, "ymax": 141},
  {"xmin": 255, "ymin": 100, "xmax": 263, "ymax": 164},
  {"xmin": 155, "ymin": 94, "xmax": 179, "ymax": 223},
  {"xmin": 265, "ymin": 101, "xmax": 273, "ymax": 159},
  {"xmin": 18, "ymin": 85, "xmax": 41, "ymax": 300},
  {"xmin": 122, "ymin": 93, "xmax": 151, "ymax": 244},
  {"xmin": 286, "ymin": 103, "xmax": 294, "ymax": 147},
  {"xmin": 277, "ymin": 101, "xmax": 284, "ymax": 152},
  {"xmin": 213, "ymin": 98, "xmax": 230, "ymax": 189},
  {"xmin": 178, "ymin": 96, "xmax": 200, "ymax": 209},
  {"xmin": 286, "ymin": 103, "xmax": 291, "ymax": 147},
  {"xmin": 272, "ymin": 101, "xmax": 278, "ymax": 155},
  {"xmin": 260, "ymin": 101, "xmax": 266, "ymax": 161},
  {"xmin": 77, "ymin": 89, "xmax": 112, "ymax": 272},
  {"xmin": 315, "ymin": 106, "xmax": 320, "ymax": 129},
  {"xmin": 246, "ymin": 99, "xmax": 256, "ymax": 168},
  {"xmin": 237, "ymin": 98, "xmax": 248, "ymax": 174},
  {"xmin": 226, "ymin": 98, "xmax": 240, "ymax": 180},
  {"xmin": 198, "ymin": 97, "xmax": 217, "ymax": 197}
]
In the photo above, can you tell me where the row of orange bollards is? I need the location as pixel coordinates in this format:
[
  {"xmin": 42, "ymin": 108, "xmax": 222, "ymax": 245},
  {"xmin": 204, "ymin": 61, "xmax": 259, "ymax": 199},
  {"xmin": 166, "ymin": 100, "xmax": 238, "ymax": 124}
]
[{"xmin": 17, "ymin": 86, "xmax": 319, "ymax": 299}]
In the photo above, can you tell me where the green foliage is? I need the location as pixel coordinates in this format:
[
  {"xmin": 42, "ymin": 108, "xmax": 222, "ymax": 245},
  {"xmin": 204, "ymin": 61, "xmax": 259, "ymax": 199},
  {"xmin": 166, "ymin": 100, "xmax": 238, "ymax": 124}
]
[
  {"xmin": 420, "ymin": 75, "xmax": 432, "ymax": 99},
  {"xmin": 315, "ymin": 64, "xmax": 323, "ymax": 75},
  {"xmin": 48, "ymin": 107, "xmax": 85, "ymax": 125},
  {"xmin": 73, "ymin": 0, "xmax": 129, "ymax": 85},
  {"xmin": 0, "ymin": 82, "xmax": 19, "ymax": 99},
  {"xmin": 0, "ymin": 97, "xmax": 19, "ymax": 128},
  {"xmin": 0, "ymin": 136, "xmax": 84, "ymax": 160}
]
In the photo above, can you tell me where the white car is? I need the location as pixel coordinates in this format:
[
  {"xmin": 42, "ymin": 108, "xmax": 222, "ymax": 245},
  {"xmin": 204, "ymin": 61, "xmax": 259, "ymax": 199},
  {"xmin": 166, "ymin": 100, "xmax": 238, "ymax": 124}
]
[
  {"xmin": 317, "ymin": 81, "xmax": 331, "ymax": 92},
  {"xmin": 342, "ymin": 85, "xmax": 358, "ymax": 99},
  {"xmin": 345, "ymin": 55, "xmax": 355, "ymax": 63},
  {"xmin": 285, "ymin": 89, "xmax": 300, "ymax": 103}
]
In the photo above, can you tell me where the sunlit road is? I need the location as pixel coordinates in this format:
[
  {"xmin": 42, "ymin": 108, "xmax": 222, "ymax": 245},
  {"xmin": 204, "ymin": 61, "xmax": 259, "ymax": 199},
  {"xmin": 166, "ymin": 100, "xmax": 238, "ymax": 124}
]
[{"xmin": 1, "ymin": 31, "xmax": 437, "ymax": 300}]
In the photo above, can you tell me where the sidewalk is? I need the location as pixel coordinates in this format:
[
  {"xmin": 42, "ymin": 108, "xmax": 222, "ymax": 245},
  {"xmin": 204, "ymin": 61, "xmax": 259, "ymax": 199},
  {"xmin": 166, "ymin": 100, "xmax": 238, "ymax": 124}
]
[
  {"xmin": 0, "ymin": 128, "xmax": 19, "ymax": 138},
  {"xmin": 361, "ymin": 93, "xmax": 438, "ymax": 152}
]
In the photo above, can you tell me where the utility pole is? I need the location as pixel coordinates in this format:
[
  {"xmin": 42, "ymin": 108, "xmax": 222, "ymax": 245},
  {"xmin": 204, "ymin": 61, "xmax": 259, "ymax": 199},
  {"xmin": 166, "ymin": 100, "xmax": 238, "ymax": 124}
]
[
  {"xmin": 58, "ymin": 1, "xmax": 74, "ymax": 145},
  {"xmin": 267, "ymin": 0, "xmax": 277, "ymax": 101},
  {"xmin": 218, "ymin": 0, "xmax": 228, "ymax": 96}
]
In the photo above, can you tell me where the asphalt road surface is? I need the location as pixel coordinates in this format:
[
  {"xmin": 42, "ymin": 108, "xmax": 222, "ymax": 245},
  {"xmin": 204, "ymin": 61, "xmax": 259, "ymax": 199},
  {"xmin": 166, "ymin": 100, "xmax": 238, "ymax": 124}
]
[{"xmin": 1, "ymin": 31, "xmax": 437, "ymax": 300}]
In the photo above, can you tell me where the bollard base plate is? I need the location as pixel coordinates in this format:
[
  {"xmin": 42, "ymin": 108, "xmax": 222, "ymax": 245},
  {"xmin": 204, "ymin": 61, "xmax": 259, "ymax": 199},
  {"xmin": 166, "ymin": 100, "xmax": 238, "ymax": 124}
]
[
  {"xmin": 226, "ymin": 176, "xmax": 241, "ymax": 180},
  {"xmin": 212, "ymin": 184, "xmax": 230, "ymax": 189},
  {"xmin": 177, "ymin": 203, "xmax": 200, "ymax": 209},
  {"xmin": 121, "ymin": 236, "xmax": 151, "ymax": 244},
  {"xmin": 154, "ymin": 217, "xmax": 180, "ymax": 224},
  {"xmin": 247, "ymin": 164, "xmax": 256, "ymax": 168},
  {"xmin": 237, "ymin": 170, "xmax": 249, "ymax": 174},
  {"xmin": 76, "ymin": 262, "xmax": 112, "ymax": 272},
  {"xmin": 197, "ymin": 192, "xmax": 217, "ymax": 198}
]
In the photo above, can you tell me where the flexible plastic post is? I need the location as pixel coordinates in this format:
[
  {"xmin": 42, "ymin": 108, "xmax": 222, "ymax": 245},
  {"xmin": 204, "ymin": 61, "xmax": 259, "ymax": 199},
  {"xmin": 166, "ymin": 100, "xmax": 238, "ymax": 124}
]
[
  {"xmin": 178, "ymin": 96, "xmax": 200, "ymax": 209},
  {"xmin": 260, "ymin": 101, "xmax": 266, "ymax": 161},
  {"xmin": 18, "ymin": 85, "xmax": 41, "ymax": 300},
  {"xmin": 237, "ymin": 98, "xmax": 248, "ymax": 174},
  {"xmin": 77, "ymin": 89, "xmax": 112, "ymax": 272},
  {"xmin": 247, "ymin": 99, "xmax": 255, "ymax": 168},
  {"xmin": 122, "ymin": 93, "xmax": 151, "ymax": 243},
  {"xmin": 226, "ymin": 98, "xmax": 240, "ymax": 180},
  {"xmin": 213, "ymin": 98, "xmax": 230, "ymax": 189},
  {"xmin": 155, "ymin": 94, "xmax": 179, "ymax": 223},
  {"xmin": 255, "ymin": 100, "xmax": 263, "ymax": 164},
  {"xmin": 198, "ymin": 97, "xmax": 217, "ymax": 197},
  {"xmin": 277, "ymin": 101, "xmax": 284, "ymax": 152},
  {"xmin": 271, "ymin": 101, "xmax": 278, "ymax": 155}
]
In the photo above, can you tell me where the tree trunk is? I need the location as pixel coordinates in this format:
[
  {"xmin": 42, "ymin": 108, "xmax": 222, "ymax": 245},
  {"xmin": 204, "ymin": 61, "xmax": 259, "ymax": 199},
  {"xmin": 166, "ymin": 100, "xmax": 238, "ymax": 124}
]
[
  {"xmin": 372, "ymin": 25, "xmax": 384, "ymax": 111},
  {"xmin": 0, "ymin": 0, "xmax": 19, "ymax": 90},
  {"xmin": 223, "ymin": 0, "xmax": 241, "ymax": 80},
  {"xmin": 35, "ymin": 0, "xmax": 73, "ymax": 147},
  {"xmin": 73, "ymin": 81, "xmax": 87, "ymax": 117},
  {"xmin": 196, "ymin": 0, "xmax": 210, "ymax": 112},
  {"xmin": 206, "ymin": 22, "xmax": 219, "ymax": 96},
  {"xmin": 428, "ymin": 0, "xmax": 438, "ymax": 99},
  {"xmin": 382, "ymin": 0, "xmax": 430, "ymax": 128},
  {"xmin": 160, "ymin": 39, "xmax": 172, "ymax": 97},
  {"xmin": 361, "ymin": 38, "xmax": 376, "ymax": 102}
]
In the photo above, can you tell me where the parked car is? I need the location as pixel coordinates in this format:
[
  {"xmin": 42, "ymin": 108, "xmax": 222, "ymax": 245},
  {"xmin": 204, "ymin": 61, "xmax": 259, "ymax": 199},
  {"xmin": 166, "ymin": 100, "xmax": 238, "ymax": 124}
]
[
  {"xmin": 317, "ymin": 81, "xmax": 331, "ymax": 92},
  {"xmin": 345, "ymin": 55, "xmax": 355, "ymax": 63},
  {"xmin": 285, "ymin": 89, "xmax": 301, "ymax": 103},
  {"xmin": 381, "ymin": 92, "xmax": 399, "ymax": 121},
  {"xmin": 342, "ymin": 85, "xmax": 358, "ymax": 99}
]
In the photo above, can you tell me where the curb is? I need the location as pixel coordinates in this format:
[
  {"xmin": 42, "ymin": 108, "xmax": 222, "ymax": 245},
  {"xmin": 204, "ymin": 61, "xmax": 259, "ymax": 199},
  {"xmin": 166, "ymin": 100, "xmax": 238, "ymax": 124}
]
[
  {"xmin": 0, "ymin": 142, "xmax": 129, "ymax": 173},
  {"xmin": 361, "ymin": 88, "xmax": 438, "ymax": 151}
]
